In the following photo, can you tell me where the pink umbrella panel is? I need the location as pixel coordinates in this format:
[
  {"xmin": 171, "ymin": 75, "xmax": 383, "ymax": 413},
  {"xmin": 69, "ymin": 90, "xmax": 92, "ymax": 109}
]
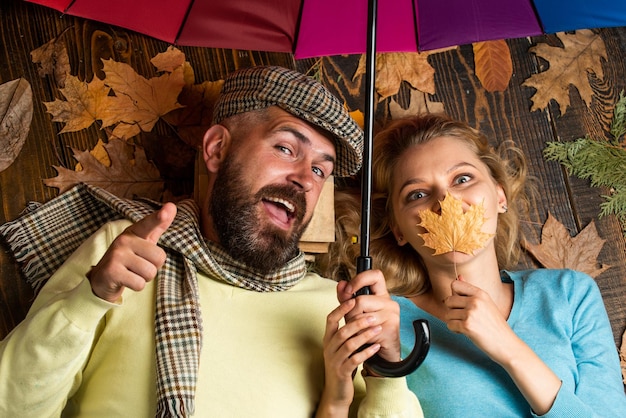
[{"xmin": 27, "ymin": 0, "xmax": 626, "ymax": 58}]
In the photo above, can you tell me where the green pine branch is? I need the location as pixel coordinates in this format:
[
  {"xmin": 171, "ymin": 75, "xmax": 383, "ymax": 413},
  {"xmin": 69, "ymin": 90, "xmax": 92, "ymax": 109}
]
[{"xmin": 543, "ymin": 92, "xmax": 626, "ymax": 237}]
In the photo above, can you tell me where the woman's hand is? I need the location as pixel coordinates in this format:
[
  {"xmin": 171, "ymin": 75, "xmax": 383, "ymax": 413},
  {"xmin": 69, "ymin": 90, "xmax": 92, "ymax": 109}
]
[{"xmin": 337, "ymin": 270, "xmax": 401, "ymax": 367}]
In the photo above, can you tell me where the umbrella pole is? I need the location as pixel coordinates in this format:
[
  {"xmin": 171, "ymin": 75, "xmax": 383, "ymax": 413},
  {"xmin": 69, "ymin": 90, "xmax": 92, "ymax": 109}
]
[
  {"xmin": 356, "ymin": 0, "xmax": 430, "ymax": 378},
  {"xmin": 356, "ymin": 0, "xmax": 377, "ymax": 276}
]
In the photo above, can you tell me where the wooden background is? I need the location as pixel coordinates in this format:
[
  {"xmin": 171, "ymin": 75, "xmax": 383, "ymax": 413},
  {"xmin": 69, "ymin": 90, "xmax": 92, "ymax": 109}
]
[{"xmin": 1, "ymin": 0, "xmax": 625, "ymax": 356}]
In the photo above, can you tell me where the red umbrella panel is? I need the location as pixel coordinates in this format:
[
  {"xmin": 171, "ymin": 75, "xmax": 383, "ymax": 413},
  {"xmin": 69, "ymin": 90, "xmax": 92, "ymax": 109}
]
[{"xmin": 26, "ymin": 0, "xmax": 626, "ymax": 57}]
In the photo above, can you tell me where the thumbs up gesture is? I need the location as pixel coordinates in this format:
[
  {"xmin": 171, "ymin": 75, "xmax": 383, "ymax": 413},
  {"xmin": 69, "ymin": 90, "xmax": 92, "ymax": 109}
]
[{"xmin": 87, "ymin": 203, "xmax": 177, "ymax": 303}]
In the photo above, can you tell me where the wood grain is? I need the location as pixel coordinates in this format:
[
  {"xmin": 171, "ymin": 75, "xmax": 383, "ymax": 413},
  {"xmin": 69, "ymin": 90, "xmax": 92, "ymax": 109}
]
[{"xmin": 1, "ymin": 1, "xmax": 624, "ymax": 350}]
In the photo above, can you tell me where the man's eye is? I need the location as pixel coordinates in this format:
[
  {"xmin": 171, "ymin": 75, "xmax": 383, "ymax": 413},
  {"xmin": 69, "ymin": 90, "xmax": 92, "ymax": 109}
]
[
  {"xmin": 276, "ymin": 145, "xmax": 292, "ymax": 155},
  {"xmin": 312, "ymin": 166, "xmax": 325, "ymax": 179}
]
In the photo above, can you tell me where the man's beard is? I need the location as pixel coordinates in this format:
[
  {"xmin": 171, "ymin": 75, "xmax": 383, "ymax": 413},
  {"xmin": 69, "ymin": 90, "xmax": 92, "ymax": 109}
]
[{"xmin": 209, "ymin": 155, "xmax": 310, "ymax": 274}]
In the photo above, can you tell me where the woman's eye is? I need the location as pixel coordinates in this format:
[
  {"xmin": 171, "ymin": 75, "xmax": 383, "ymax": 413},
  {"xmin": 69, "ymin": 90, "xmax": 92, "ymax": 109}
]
[
  {"xmin": 407, "ymin": 190, "xmax": 427, "ymax": 201},
  {"xmin": 454, "ymin": 174, "xmax": 471, "ymax": 185}
]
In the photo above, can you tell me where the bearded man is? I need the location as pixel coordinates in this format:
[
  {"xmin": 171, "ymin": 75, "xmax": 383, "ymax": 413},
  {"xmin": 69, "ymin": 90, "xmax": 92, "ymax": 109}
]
[{"xmin": 0, "ymin": 66, "xmax": 421, "ymax": 418}]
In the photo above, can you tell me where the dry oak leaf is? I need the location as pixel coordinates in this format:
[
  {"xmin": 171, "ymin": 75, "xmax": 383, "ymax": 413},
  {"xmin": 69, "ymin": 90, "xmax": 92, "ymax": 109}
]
[
  {"xmin": 389, "ymin": 87, "xmax": 444, "ymax": 119},
  {"xmin": 417, "ymin": 192, "xmax": 493, "ymax": 255},
  {"xmin": 522, "ymin": 30, "xmax": 607, "ymax": 113},
  {"xmin": 44, "ymin": 75, "xmax": 111, "ymax": 133},
  {"xmin": 0, "ymin": 78, "xmax": 33, "ymax": 172},
  {"xmin": 521, "ymin": 212, "xmax": 609, "ymax": 278},
  {"xmin": 473, "ymin": 40, "xmax": 513, "ymax": 92},
  {"xmin": 44, "ymin": 138, "xmax": 164, "ymax": 200},
  {"xmin": 30, "ymin": 35, "xmax": 71, "ymax": 87},
  {"xmin": 99, "ymin": 59, "xmax": 185, "ymax": 139},
  {"xmin": 354, "ymin": 52, "xmax": 435, "ymax": 100}
]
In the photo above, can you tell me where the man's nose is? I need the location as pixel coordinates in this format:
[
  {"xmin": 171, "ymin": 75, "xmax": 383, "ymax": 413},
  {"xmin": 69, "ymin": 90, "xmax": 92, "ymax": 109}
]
[{"xmin": 287, "ymin": 162, "xmax": 314, "ymax": 192}]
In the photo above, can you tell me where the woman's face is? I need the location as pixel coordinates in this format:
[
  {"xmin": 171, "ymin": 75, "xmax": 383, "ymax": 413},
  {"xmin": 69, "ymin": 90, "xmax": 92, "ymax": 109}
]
[{"xmin": 389, "ymin": 135, "xmax": 506, "ymax": 263}]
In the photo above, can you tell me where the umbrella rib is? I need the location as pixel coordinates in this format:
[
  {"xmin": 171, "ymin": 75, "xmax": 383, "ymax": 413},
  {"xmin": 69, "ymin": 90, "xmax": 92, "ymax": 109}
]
[{"xmin": 174, "ymin": 0, "xmax": 197, "ymax": 45}]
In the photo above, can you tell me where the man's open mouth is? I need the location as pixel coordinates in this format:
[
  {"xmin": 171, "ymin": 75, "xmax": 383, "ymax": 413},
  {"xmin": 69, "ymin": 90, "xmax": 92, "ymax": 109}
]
[{"xmin": 262, "ymin": 196, "xmax": 296, "ymax": 228}]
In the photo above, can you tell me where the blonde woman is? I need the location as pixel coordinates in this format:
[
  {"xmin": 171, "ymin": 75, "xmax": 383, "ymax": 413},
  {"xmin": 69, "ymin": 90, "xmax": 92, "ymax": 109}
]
[{"xmin": 319, "ymin": 113, "xmax": 626, "ymax": 417}]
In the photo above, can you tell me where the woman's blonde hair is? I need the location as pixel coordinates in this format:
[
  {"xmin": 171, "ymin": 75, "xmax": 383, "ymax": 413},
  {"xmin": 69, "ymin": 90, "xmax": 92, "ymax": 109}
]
[{"xmin": 316, "ymin": 113, "xmax": 532, "ymax": 296}]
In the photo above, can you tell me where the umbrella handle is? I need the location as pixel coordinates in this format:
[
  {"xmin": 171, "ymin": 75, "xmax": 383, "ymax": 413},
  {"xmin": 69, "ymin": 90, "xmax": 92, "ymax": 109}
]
[{"xmin": 354, "ymin": 257, "xmax": 430, "ymax": 377}]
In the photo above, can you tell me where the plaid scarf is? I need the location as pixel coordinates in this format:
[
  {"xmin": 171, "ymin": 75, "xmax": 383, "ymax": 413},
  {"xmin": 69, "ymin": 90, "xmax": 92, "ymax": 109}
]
[{"xmin": 0, "ymin": 183, "xmax": 307, "ymax": 417}]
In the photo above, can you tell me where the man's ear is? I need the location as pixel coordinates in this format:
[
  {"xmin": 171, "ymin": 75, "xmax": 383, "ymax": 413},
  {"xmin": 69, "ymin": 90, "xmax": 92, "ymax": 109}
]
[{"xmin": 203, "ymin": 125, "xmax": 231, "ymax": 173}]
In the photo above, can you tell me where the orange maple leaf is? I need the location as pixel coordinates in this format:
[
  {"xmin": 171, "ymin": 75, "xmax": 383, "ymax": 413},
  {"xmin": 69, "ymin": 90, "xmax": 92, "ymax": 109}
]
[
  {"xmin": 43, "ymin": 75, "xmax": 111, "ymax": 133},
  {"xmin": 354, "ymin": 52, "xmax": 436, "ymax": 100},
  {"xmin": 417, "ymin": 192, "xmax": 493, "ymax": 255},
  {"xmin": 98, "ymin": 58, "xmax": 185, "ymax": 139}
]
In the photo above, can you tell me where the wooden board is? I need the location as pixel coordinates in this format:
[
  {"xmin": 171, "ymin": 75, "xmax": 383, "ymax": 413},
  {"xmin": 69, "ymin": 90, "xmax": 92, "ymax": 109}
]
[{"xmin": 1, "ymin": 0, "xmax": 625, "ymax": 352}]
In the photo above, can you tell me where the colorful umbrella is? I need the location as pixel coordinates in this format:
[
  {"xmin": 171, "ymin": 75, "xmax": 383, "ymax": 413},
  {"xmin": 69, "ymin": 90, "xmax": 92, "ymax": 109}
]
[
  {"xmin": 24, "ymin": 0, "xmax": 626, "ymax": 377},
  {"xmin": 24, "ymin": 0, "xmax": 626, "ymax": 57}
]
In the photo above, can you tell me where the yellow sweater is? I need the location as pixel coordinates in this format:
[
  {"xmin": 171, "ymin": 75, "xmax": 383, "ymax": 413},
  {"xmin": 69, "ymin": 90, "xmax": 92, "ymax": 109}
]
[{"xmin": 0, "ymin": 219, "xmax": 421, "ymax": 417}]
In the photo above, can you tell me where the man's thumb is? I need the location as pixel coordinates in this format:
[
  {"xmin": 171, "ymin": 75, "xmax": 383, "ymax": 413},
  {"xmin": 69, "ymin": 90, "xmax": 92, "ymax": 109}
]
[{"xmin": 129, "ymin": 203, "xmax": 177, "ymax": 243}]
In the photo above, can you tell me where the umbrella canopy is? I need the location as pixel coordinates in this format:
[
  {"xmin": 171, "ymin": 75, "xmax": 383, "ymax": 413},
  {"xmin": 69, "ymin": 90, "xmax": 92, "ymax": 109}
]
[{"xmin": 26, "ymin": 0, "xmax": 626, "ymax": 58}]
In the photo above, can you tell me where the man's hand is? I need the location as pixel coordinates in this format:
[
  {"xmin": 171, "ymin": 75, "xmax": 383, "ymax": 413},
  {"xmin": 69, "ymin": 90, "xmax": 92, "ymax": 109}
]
[{"xmin": 87, "ymin": 203, "xmax": 177, "ymax": 303}]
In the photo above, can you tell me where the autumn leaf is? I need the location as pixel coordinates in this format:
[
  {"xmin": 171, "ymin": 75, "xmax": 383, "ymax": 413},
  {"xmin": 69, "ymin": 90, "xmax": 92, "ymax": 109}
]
[
  {"xmin": 473, "ymin": 40, "xmax": 513, "ymax": 92},
  {"xmin": 162, "ymin": 79, "xmax": 224, "ymax": 148},
  {"xmin": 30, "ymin": 34, "xmax": 71, "ymax": 87},
  {"xmin": 44, "ymin": 138, "xmax": 164, "ymax": 200},
  {"xmin": 0, "ymin": 78, "xmax": 33, "ymax": 172},
  {"xmin": 522, "ymin": 30, "xmax": 607, "ymax": 113},
  {"xmin": 521, "ymin": 212, "xmax": 609, "ymax": 278},
  {"xmin": 354, "ymin": 52, "xmax": 436, "ymax": 100},
  {"xmin": 417, "ymin": 192, "xmax": 493, "ymax": 255},
  {"xmin": 98, "ymin": 59, "xmax": 185, "ymax": 139},
  {"xmin": 43, "ymin": 75, "xmax": 111, "ymax": 133},
  {"xmin": 151, "ymin": 46, "xmax": 187, "ymax": 73},
  {"xmin": 389, "ymin": 87, "xmax": 444, "ymax": 119}
]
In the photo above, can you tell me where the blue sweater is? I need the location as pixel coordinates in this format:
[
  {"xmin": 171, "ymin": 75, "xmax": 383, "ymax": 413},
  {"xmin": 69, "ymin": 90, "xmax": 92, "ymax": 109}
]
[{"xmin": 395, "ymin": 269, "xmax": 626, "ymax": 417}]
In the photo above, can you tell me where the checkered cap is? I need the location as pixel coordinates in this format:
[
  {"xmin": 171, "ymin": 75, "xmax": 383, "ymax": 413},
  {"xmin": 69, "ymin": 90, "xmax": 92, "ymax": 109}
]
[{"xmin": 212, "ymin": 66, "xmax": 364, "ymax": 177}]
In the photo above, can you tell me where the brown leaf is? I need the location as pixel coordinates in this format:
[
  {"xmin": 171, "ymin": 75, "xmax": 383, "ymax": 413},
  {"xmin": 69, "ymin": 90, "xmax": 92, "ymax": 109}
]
[
  {"xmin": 417, "ymin": 192, "xmax": 493, "ymax": 255},
  {"xmin": 43, "ymin": 75, "xmax": 111, "ymax": 133},
  {"xmin": 150, "ymin": 46, "xmax": 187, "ymax": 73},
  {"xmin": 99, "ymin": 59, "xmax": 185, "ymax": 139},
  {"xmin": 473, "ymin": 40, "xmax": 513, "ymax": 92},
  {"xmin": 44, "ymin": 139, "xmax": 164, "ymax": 200},
  {"xmin": 30, "ymin": 36, "xmax": 71, "ymax": 87},
  {"xmin": 162, "ymin": 79, "xmax": 224, "ymax": 148},
  {"xmin": 388, "ymin": 87, "xmax": 444, "ymax": 118},
  {"xmin": 0, "ymin": 78, "xmax": 33, "ymax": 172},
  {"xmin": 522, "ymin": 30, "xmax": 607, "ymax": 113},
  {"xmin": 354, "ymin": 52, "xmax": 436, "ymax": 100},
  {"xmin": 521, "ymin": 212, "xmax": 610, "ymax": 278}
]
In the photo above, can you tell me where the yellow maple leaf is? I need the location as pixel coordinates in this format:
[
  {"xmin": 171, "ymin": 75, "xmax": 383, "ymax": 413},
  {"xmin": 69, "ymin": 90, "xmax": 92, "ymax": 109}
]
[
  {"xmin": 43, "ymin": 75, "xmax": 111, "ymax": 133},
  {"xmin": 98, "ymin": 59, "xmax": 185, "ymax": 139},
  {"xmin": 417, "ymin": 192, "xmax": 493, "ymax": 255}
]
